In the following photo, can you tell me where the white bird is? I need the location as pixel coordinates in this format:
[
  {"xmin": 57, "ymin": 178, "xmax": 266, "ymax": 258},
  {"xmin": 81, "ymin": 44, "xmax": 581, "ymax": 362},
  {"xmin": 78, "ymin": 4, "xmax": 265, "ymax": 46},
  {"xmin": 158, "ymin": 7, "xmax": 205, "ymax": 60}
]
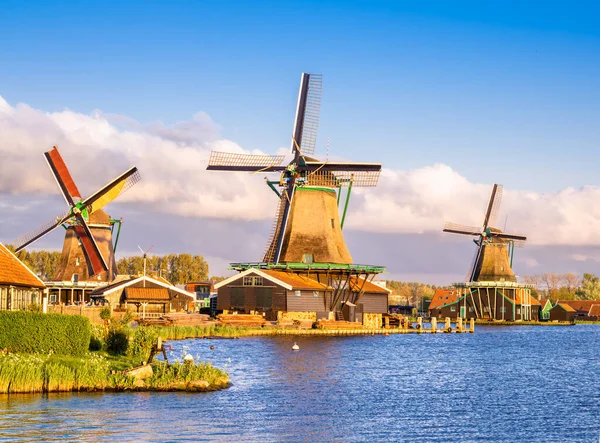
[{"xmin": 292, "ymin": 343, "xmax": 300, "ymax": 351}]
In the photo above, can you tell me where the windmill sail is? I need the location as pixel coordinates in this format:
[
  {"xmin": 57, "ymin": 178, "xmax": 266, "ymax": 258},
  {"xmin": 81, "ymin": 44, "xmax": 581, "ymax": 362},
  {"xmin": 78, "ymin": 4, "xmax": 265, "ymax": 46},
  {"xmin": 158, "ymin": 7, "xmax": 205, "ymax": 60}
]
[
  {"xmin": 207, "ymin": 151, "xmax": 286, "ymax": 172},
  {"xmin": 73, "ymin": 214, "xmax": 109, "ymax": 275},
  {"xmin": 483, "ymin": 184, "xmax": 503, "ymax": 229},
  {"xmin": 83, "ymin": 167, "xmax": 141, "ymax": 214},
  {"xmin": 293, "ymin": 73, "xmax": 322, "ymax": 156},
  {"xmin": 263, "ymin": 192, "xmax": 289, "ymax": 263},
  {"xmin": 14, "ymin": 211, "xmax": 72, "ymax": 252},
  {"xmin": 45, "ymin": 147, "xmax": 82, "ymax": 205}
]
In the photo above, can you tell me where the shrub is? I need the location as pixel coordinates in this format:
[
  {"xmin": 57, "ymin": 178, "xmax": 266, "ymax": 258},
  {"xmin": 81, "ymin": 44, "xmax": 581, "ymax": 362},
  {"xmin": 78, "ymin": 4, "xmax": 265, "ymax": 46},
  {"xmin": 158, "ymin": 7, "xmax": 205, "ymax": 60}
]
[
  {"xmin": 27, "ymin": 302, "xmax": 42, "ymax": 312},
  {"xmin": 129, "ymin": 327, "xmax": 158, "ymax": 359},
  {"xmin": 106, "ymin": 330, "xmax": 129, "ymax": 355},
  {"xmin": 0, "ymin": 311, "xmax": 91, "ymax": 356}
]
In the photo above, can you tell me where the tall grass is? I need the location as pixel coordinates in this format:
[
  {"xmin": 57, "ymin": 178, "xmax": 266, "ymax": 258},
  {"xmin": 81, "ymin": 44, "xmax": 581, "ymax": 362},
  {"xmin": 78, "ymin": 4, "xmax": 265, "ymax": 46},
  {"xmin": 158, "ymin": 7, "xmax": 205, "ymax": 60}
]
[{"xmin": 0, "ymin": 352, "xmax": 228, "ymax": 394}]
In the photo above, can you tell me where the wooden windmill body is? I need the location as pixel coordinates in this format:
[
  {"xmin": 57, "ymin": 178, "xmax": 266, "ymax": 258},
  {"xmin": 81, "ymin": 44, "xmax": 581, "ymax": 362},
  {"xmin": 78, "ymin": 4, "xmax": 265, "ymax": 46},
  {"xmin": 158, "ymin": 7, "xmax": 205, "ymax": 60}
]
[
  {"xmin": 436, "ymin": 184, "xmax": 538, "ymax": 321},
  {"xmin": 207, "ymin": 73, "xmax": 388, "ymax": 324}
]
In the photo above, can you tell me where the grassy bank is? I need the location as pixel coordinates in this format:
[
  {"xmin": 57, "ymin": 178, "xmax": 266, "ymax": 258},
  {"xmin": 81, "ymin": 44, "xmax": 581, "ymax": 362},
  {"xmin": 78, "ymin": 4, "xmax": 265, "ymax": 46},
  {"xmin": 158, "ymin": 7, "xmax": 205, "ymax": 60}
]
[{"xmin": 0, "ymin": 352, "xmax": 229, "ymax": 394}]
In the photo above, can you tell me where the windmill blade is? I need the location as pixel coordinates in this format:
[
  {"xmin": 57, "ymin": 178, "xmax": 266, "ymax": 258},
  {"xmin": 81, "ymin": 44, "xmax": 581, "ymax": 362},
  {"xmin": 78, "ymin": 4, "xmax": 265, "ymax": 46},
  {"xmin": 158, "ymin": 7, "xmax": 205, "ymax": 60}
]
[
  {"xmin": 206, "ymin": 151, "xmax": 287, "ymax": 172},
  {"xmin": 293, "ymin": 73, "xmax": 322, "ymax": 157},
  {"xmin": 273, "ymin": 186, "xmax": 295, "ymax": 263},
  {"xmin": 81, "ymin": 167, "xmax": 141, "ymax": 214},
  {"xmin": 495, "ymin": 232, "xmax": 527, "ymax": 242},
  {"xmin": 466, "ymin": 241, "xmax": 484, "ymax": 282},
  {"xmin": 443, "ymin": 222, "xmax": 481, "ymax": 236},
  {"xmin": 263, "ymin": 192, "xmax": 289, "ymax": 263},
  {"xmin": 44, "ymin": 146, "xmax": 82, "ymax": 206},
  {"xmin": 303, "ymin": 161, "xmax": 381, "ymax": 172},
  {"xmin": 13, "ymin": 210, "xmax": 73, "ymax": 252},
  {"xmin": 73, "ymin": 213, "xmax": 108, "ymax": 276},
  {"xmin": 482, "ymin": 184, "xmax": 503, "ymax": 229},
  {"xmin": 307, "ymin": 169, "xmax": 381, "ymax": 187}
]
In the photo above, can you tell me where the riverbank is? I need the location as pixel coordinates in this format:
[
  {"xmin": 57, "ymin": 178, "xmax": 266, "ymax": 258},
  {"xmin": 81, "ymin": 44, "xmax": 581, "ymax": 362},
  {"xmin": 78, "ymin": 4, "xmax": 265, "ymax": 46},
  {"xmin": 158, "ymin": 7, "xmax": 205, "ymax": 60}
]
[
  {"xmin": 0, "ymin": 352, "xmax": 229, "ymax": 394},
  {"xmin": 474, "ymin": 320, "xmax": 574, "ymax": 326}
]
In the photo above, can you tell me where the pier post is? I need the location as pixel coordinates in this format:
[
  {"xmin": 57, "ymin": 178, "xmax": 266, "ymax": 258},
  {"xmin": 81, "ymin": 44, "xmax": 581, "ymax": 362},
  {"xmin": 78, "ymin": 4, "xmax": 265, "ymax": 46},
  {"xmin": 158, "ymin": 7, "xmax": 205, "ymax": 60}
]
[
  {"xmin": 444, "ymin": 317, "xmax": 451, "ymax": 333},
  {"xmin": 417, "ymin": 317, "xmax": 422, "ymax": 333},
  {"xmin": 431, "ymin": 317, "xmax": 437, "ymax": 333},
  {"xmin": 470, "ymin": 318, "xmax": 475, "ymax": 333},
  {"xmin": 456, "ymin": 317, "xmax": 463, "ymax": 333}
]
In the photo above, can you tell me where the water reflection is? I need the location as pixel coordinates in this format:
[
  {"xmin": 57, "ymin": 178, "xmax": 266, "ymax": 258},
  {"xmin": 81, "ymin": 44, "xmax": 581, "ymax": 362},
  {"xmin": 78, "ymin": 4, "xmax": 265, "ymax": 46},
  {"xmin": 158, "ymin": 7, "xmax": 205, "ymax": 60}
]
[{"xmin": 1, "ymin": 326, "xmax": 600, "ymax": 442}]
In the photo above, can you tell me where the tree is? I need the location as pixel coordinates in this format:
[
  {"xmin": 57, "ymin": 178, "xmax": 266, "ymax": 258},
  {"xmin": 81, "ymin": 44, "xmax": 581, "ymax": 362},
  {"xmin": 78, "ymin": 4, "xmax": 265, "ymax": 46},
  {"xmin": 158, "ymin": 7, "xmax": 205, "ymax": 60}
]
[{"xmin": 576, "ymin": 273, "xmax": 600, "ymax": 300}]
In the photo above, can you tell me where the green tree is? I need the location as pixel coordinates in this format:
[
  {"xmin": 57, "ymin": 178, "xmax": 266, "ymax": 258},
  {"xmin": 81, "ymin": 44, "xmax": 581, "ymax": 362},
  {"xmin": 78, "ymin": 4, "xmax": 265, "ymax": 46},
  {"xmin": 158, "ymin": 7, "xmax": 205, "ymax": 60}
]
[{"xmin": 576, "ymin": 273, "xmax": 600, "ymax": 300}]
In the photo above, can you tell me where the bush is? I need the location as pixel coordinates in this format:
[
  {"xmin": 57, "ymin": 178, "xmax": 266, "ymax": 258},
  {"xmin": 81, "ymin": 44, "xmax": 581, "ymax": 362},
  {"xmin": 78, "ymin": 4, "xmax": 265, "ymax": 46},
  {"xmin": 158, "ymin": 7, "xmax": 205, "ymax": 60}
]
[
  {"xmin": 129, "ymin": 327, "xmax": 158, "ymax": 359},
  {"xmin": 0, "ymin": 311, "xmax": 91, "ymax": 356},
  {"xmin": 106, "ymin": 330, "xmax": 129, "ymax": 355}
]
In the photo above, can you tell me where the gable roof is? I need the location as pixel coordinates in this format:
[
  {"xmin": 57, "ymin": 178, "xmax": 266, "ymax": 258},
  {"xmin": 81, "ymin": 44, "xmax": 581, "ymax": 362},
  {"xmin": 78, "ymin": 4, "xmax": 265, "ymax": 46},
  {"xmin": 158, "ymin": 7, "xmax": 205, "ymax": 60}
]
[
  {"xmin": 557, "ymin": 300, "xmax": 600, "ymax": 312},
  {"xmin": 91, "ymin": 275, "xmax": 194, "ymax": 298},
  {"xmin": 349, "ymin": 277, "xmax": 391, "ymax": 294},
  {"xmin": 0, "ymin": 243, "xmax": 45, "ymax": 288},
  {"xmin": 553, "ymin": 302, "xmax": 576, "ymax": 313},
  {"xmin": 214, "ymin": 268, "xmax": 332, "ymax": 291},
  {"xmin": 429, "ymin": 289, "xmax": 460, "ymax": 309},
  {"xmin": 588, "ymin": 304, "xmax": 600, "ymax": 317}
]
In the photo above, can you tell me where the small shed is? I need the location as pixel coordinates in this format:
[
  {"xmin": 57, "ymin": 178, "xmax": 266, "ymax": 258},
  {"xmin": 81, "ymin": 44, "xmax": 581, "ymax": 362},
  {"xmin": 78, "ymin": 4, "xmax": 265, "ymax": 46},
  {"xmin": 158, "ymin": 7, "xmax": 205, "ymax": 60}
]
[
  {"xmin": 549, "ymin": 303, "xmax": 575, "ymax": 322},
  {"xmin": 90, "ymin": 275, "xmax": 194, "ymax": 317},
  {"xmin": 0, "ymin": 243, "xmax": 45, "ymax": 311}
]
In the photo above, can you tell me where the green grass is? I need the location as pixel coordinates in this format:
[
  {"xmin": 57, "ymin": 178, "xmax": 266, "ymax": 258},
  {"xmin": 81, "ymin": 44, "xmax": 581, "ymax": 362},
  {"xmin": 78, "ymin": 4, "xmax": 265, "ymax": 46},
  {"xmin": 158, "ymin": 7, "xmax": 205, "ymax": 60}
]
[{"xmin": 0, "ymin": 352, "xmax": 228, "ymax": 394}]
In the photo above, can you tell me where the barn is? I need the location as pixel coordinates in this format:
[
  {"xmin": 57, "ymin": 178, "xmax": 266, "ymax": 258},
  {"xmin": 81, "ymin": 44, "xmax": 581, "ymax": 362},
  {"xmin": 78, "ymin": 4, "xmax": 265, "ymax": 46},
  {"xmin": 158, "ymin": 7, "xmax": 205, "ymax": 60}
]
[
  {"xmin": 548, "ymin": 303, "xmax": 576, "ymax": 322},
  {"xmin": 556, "ymin": 300, "xmax": 600, "ymax": 321},
  {"xmin": 0, "ymin": 243, "xmax": 46, "ymax": 311}
]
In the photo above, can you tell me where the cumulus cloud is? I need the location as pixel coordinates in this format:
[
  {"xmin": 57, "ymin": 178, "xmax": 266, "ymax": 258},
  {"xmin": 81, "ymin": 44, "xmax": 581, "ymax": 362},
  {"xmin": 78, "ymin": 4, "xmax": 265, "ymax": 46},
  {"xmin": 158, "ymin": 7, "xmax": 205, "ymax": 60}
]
[{"xmin": 1, "ymin": 95, "xmax": 600, "ymax": 248}]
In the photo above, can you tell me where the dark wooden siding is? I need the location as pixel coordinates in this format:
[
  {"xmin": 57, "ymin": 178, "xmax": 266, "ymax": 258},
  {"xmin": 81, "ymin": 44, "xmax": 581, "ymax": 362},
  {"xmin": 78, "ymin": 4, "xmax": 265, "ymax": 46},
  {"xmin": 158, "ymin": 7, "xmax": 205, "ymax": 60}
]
[
  {"xmin": 286, "ymin": 290, "xmax": 326, "ymax": 312},
  {"xmin": 359, "ymin": 293, "xmax": 388, "ymax": 313}
]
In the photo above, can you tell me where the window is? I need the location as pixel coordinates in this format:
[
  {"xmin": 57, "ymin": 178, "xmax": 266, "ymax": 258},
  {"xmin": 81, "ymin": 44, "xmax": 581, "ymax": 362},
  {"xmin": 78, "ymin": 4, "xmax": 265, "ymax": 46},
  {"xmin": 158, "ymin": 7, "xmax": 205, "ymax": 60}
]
[
  {"xmin": 243, "ymin": 276, "xmax": 263, "ymax": 286},
  {"xmin": 450, "ymin": 306, "xmax": 456, "ymax": 312},
  {"xmin": 500, "ymin": 307, "xmax": 506, "ymax": 313},
  {"xmin": 294, "ymin": 290, "xmax": 301, "ymax": 297},
  {"xmin": 517, "ymin": 308, "xmax": 521, "ymax": 314},
  {"xmin": 313, "ymin": 291, "xmax": 319, "ymax": 298},
  {"xmin": 469, "ymin": 307, "xmax": 473, "ymax": 312},
  {"xmin": 76, "ymin": 258, "xmax": 80, "ymax": 266},
  {"xmin": 331, "ymin": 219, "xmax": 335, "ymax": 228}
]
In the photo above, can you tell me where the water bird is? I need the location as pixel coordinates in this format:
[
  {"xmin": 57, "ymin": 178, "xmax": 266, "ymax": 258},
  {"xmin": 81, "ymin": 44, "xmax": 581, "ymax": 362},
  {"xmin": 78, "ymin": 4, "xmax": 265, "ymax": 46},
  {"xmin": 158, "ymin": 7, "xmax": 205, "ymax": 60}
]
[
  {"xmin": 210, "ymin": 345, "xmax": 215, "ymax": 350},
  {"xmin": 292, "ymin": 343, "xmax": 300, "ymax": 351}
]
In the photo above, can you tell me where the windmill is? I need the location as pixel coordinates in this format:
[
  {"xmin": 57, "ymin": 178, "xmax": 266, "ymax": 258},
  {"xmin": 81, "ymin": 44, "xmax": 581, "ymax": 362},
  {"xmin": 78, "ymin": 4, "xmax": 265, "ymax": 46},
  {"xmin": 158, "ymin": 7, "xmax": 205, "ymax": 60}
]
[
  {"xmin": 207, "ymin": 73, "xmax": 381, "ymax": 265},
  {"xmin": 443, "ymin": 184, "xmax": 527, "ymax": 282},
  {"xmin": 13, "ymin": 146, "xmax": 140, "ymax": 281}
]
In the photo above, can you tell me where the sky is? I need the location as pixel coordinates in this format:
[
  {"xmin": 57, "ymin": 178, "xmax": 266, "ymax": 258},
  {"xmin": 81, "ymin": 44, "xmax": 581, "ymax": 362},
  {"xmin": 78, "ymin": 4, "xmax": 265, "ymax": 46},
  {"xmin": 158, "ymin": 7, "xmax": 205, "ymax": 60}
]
[{"xmin": 1, "ymin": 0, "xmax": 600, "ymax": 284}]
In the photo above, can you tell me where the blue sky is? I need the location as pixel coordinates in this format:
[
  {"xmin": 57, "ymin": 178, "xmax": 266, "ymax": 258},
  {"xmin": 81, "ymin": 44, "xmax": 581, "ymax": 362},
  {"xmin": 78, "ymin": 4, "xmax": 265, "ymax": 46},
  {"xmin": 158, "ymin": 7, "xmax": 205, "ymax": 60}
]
[
  {"xmin": 1, "ymin": 0, "xmax": 599, "ymax": 192},
  {"xmin": 2, "ymin": 1, "xmax": 600, "ymax": 282}
]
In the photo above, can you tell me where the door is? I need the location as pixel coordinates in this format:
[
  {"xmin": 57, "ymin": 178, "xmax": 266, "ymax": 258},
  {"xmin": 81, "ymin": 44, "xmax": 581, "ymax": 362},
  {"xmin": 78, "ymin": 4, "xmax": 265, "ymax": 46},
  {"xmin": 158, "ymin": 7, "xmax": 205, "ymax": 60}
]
[{"xmin": 460, "ymin": 305, "xmax": 466, "ymax": 318}]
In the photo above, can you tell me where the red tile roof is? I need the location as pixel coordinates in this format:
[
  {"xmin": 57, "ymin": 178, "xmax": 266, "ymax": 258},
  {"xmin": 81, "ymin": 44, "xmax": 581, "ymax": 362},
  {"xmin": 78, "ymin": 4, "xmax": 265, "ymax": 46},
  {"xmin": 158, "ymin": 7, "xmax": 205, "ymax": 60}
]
[
  {"xmin": 557, "ymin": 300, "xmax": 600, "ymax": 312},
  {"xmin": 429, "ymin": 289, "xmax": 459, "ymax": 309},
  {"xmin": 125, "ymin": 287, "xmax": 170, "ymax": 301},
  {"xmin": 588, "ymin": 304, "xmax": 600, "ymax": 317},
  {"xmin": 0, "ymin": 243, "xmax": 45, "ymax": 288}
]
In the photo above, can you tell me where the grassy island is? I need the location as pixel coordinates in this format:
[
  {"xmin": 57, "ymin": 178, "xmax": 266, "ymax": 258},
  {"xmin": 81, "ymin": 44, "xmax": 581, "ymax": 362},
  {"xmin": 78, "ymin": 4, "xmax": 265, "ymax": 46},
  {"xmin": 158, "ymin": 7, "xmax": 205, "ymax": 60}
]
[{"xmin": 0, "ymin": 311, "xmax": 229, "ymax": 395}]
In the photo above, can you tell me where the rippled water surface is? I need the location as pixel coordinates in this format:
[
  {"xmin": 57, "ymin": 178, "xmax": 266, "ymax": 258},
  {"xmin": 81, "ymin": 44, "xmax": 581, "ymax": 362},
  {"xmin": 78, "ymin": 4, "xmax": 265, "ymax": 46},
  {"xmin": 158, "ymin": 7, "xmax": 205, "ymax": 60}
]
[{"xmin": 1, "ymin": 325, "xmax": 599, "ymax": 442}]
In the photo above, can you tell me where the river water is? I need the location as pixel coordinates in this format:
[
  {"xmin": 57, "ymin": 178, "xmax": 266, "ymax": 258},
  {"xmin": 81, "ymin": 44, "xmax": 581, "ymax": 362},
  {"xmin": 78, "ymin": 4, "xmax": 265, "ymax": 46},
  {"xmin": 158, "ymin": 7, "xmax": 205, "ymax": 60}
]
[{"xmin": 1, "ymin": 325, "xmax": 599, "ymax": 442}]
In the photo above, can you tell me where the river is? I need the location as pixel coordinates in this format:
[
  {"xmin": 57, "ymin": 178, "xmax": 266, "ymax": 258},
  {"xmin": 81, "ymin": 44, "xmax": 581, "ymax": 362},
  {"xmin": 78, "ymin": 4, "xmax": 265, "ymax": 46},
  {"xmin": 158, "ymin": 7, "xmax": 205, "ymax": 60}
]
[{"xmin": 1, "ymin": 325, "xmax": 599, "ymax": 442}]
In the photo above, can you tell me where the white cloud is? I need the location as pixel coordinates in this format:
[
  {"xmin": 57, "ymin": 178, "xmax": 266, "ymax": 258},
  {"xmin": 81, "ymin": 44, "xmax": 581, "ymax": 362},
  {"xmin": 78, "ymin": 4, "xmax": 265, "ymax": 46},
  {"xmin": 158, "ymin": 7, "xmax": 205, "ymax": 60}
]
[{"xmin": 2, "ymin": 96, "xmax": 600, "ymax": 247}]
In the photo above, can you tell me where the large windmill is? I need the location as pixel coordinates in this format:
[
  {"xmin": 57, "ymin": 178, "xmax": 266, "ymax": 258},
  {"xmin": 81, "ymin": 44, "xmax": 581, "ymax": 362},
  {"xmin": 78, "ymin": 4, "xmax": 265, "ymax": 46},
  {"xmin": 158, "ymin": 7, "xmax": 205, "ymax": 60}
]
[
  {"xmin": 443, "ymin": 184, "xmax": 527, "ymax": 282},
  {"xmin": 14, "ymin": 146, "xmax": 140, "ymax": 282},
  {"xmin": 207, "ymin": 73, "xmax": 381, "ymax": 265},
  {"xmin": 207, "ymin": 73, "xmax": 385, "ymax": 322}
]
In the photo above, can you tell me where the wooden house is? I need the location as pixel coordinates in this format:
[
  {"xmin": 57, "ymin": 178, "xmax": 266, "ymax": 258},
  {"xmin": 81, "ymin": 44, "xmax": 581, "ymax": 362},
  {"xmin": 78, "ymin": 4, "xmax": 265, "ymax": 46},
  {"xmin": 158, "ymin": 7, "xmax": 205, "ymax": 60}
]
[
  {"xmin": 548, "ymin": 303, "xmax": 576, "ymax": 322},
  {"xmin": 429, "ymin": 283, "xmax": 541, "ymax": 321},
  {"xmin": 539, "ymin": 299, "xmax": 552, "ymax": 320},
  {"xmin": 556, "ymin": 300, "xmax": 600, "ymax": 321},
  {"xmin": 214, "ymin": 268, "xmax": 389, "ymax": 326},
  {"xmin": 90, "ymin": 275, "xmax": 194, "ymax": 318},
  {"xmin": 0, "ymin": 243, "xmax": 46, "ymax": 311}
]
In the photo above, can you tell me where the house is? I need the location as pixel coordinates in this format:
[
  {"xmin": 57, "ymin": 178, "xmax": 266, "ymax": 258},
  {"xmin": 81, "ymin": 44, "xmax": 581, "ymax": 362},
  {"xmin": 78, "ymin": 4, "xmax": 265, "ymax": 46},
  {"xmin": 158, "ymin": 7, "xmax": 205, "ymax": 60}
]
[
  {"xmin": 556, "ymin": 300, "xmax": 600, "ymax": 321},
  {"xmin": 214, "ymin": 268, "xmax": 389, "ymax": 327},
  {"xmin": 539, "ymin": 299, "xmax": 553, "ymax": 320},
  {"xmin": 185, "ymin": 281, "xmax": 214, "ymax": 312},
  {"xmin": 429, "ymin": 283, "xmax": 541, "ymax": 321},
  {"xmin": 90, "ymin": 275, "xmax": 194, "ymax": 318},
  {"xmin": 549, "ymin": 303, "xmax": 576, "ymax": 322},
  {"xmin": 0, "ymin": 243, "xmax": 46, "ymax": 311}
]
